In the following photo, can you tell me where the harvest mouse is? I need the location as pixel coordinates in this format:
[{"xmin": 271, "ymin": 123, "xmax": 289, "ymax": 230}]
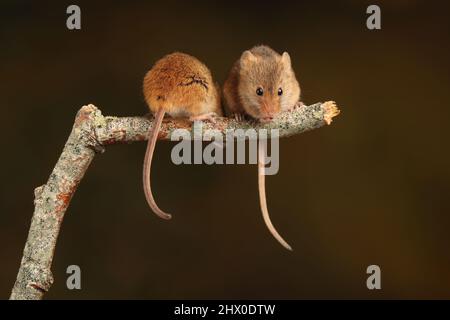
[
  {"xmin": 223, "ymin": 45, "xmax": 301, "ymax": 250},
  {"xmin": 143, "ymin": 52, "xmax": 222, "ymax": 220}
]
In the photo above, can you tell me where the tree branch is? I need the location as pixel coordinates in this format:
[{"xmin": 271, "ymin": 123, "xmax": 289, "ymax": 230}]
[{"xmin": 9, "ymin": 101, "xmax": 339, "ymax": 300}]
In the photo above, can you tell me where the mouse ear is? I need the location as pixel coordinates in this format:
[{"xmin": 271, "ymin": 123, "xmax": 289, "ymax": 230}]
[
  {"xmin": 281, "ymin": 52, "xmax": 292, "ymax": 67},
  {"xmin": 240, "ymin": 50, "xmax": 257, "ymax": 66}
]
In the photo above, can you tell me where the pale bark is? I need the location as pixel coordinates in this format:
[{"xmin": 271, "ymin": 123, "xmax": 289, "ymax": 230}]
[{"xmin": 10, "ymin": 101, "xmax": 339, "ymax": 300}]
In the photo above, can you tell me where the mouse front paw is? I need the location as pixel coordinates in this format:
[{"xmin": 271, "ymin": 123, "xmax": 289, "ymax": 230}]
[
  {"xmin": 189, "ymin": 112, "xmax": 218, "ymax": 124},
  {"xmin": 287, "ymin": 101, "xmax": 305, "ymax": 112},
  {"xmin": 232, "ymin": 113, "xmax": 246, "ymax": 122}
]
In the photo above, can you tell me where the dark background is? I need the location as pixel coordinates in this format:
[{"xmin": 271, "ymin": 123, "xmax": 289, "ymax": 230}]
[{"xmin": 1, "ymin": 0, "xmax": 449, "ymax": 299}]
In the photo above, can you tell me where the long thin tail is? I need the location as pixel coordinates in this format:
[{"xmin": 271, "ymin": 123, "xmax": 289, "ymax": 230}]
[
  {"xmin": 258, "ymin": 143, "xmax": 292, "ymax": 251},
  {"xmin": 143, "ymin": 109, "xmax": 172, "ymax": 220}
]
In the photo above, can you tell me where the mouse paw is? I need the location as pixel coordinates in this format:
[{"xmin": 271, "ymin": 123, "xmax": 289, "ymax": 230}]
[
  {"xmin": 288, "ymin": 101, "xmax": 305, "ymax": 111},
  {"xmin": 233, "ymin": 113, "xmax": 246, "ymax": 122},
  {"xmin": 190, "ymin": 112, "xmax": 218, "ymax": 124}
]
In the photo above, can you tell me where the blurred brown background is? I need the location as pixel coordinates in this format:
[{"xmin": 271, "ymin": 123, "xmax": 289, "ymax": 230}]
[{"xmin": 1, "ymin": 0, "xmax": 449, "ymax": 299}]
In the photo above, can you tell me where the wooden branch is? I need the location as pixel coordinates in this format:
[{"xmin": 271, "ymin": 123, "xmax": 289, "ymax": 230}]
[{"xmin": 9, "ymin": 101, "xmax": 340, "ymax": 300}]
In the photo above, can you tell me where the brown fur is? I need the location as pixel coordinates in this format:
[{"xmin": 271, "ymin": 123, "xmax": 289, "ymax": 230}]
[
  {"xmin": 223, "ymin": 46, "xmax": 300, "ymax": 250},
  {"xmin": 223, "ymin": 45, "xmax": 300, "ymax": 120},
  {"xmin": 142, "ymin": 52, "xmax": 221, "ymax": 219},
  {"xmin": 144, "ymin": 52, "xmax": 222, "ymax": 117}
]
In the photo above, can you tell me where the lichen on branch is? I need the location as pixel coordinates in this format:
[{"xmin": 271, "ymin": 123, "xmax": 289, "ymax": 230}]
[{"xmin": 10, "ymin": 101, "xmax": 339, "ymax": 300}]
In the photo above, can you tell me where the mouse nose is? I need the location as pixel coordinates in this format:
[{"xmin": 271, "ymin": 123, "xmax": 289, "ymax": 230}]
[
  {"xmin": 265, "ymin": 111, "xmax": 275, "ymax": 119},
  {"xmin": 260, "ymin": 115, "xmax": 274, "ymax": 123},
  {"xmin": 260, "ymin": 102, "xmax": 276, "ymax": 121}
]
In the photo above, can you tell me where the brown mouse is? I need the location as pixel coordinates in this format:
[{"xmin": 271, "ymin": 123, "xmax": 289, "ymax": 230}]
[
  {"xmin": 223, "ymin": 45, "xmax": 301, "ymax": 250},
  {"xmin": 143, "ymin": 52, "xmax": 222, "ymax": 220}
]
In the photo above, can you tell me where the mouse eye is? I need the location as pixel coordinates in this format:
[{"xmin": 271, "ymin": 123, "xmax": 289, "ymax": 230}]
[
  {"xmin": 256, "ymin": 87, "xmax": 264, "ymax": 96},
  {"xmin": 278, "ymin": 88, "xmax": 283, "ymax": 96}
]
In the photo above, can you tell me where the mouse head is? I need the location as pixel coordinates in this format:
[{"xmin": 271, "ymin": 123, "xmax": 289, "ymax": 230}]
[{"xmin": 238, "ymin": 50, "xmax": 301, "ymax": 122}]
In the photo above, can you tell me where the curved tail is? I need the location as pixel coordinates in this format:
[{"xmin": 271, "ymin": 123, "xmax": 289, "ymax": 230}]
[
  {"xmin": 258, "ymin": 143, "xmax": 292, "ymax": 251},
  {"xmin": 143, "ymin": 109, "xmax": 172, "ymax": 220}
]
